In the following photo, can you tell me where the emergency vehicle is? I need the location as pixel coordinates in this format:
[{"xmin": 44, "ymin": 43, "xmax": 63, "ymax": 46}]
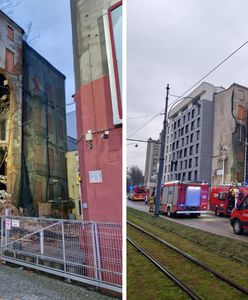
[
  {"xmin": 130, "ymin": 186, "xmax": 147, "ymax": 201},
  {"xmin": 230, "ymin": 195, "xmax": 248, "ymax": 234},
  {"xmin": 210, "ymin": 186, "xmax": 248, "ymax": 216},
  {"xmin": 160, "ymin": 181, "xmax": 209, "ymax": 217}
]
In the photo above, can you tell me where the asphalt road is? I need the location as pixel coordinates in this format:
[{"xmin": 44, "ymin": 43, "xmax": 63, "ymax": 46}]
[{"xmin": 127, "ymin": 199, "xmax": 248, "ymax": 243}]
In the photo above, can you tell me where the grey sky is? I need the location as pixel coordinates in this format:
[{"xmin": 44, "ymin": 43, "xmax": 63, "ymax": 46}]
[
  {"xmin": 8, "ymin": 0, "xmax": 75, "ymax": 113},
  {"xmin": 127, "ymin": 0, "xmax": 248, "ymax": 172}
]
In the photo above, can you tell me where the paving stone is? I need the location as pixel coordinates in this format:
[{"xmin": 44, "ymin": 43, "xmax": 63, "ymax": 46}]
[{"xmin": 0, "ymin": 264, "xmax": 116, "ymax": 300}]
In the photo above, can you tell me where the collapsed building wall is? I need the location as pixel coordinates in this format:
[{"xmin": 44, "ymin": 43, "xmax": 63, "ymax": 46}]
[{"xmin": 0, "ymin": 11, "xmax": 24, "ymax": 208}]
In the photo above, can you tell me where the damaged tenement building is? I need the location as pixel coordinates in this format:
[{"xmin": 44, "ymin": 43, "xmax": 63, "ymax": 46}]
[{"xmin": 0, "ymin": 11, "xmax": 68, "ymax": 216}]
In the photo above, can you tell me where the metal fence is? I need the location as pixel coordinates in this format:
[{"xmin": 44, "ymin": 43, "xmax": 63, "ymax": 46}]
[{"xmin": 0, "ymin": 216, "xmax": 122, "ymax": 293}]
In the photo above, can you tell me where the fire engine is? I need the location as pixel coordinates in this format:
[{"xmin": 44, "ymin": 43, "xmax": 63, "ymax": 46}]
[
  {"xmin": 230, "ymin": 194, "xmax": 248, "ymax": 235},
  {"xmin": 210, "ymin": 186, "xmax": 248, "ymax": 217},
  {"xmin": 130, "ymin": 186, "xmax": 147, "ymax": 201},
  {"xmin": 160, "ymin": 181, "xmax": 209, "ymax": 217}
]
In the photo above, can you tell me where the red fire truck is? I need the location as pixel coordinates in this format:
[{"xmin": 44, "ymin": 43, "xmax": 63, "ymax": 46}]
[
  {"xmin": 230, "ymin": 194, "xmax": 248, "ymax": 234},
  {"xmin": 160, "ymin": 181, "xmax": 209, "ymax": 217},
  {"xmin": 130, "ymin": 186, "xmax": 147, "ymax": 201},
  {"xmin": 210, "ymin": 186, "xmax": 248, "ymax": 217}
]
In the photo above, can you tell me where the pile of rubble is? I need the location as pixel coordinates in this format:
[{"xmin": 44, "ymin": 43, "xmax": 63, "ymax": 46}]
[{"xmin": 0, "ymin": 190, "xmax": 20, "ymax": 216}]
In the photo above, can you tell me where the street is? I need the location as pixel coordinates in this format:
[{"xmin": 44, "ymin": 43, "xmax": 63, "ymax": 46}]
[
  {"xmin": 0, "ymin": 264, "xmax": 114, "ymax": 300},
  {"xmin": 127, "ymin": 199, "xmax": 248, "ymax": 243}
]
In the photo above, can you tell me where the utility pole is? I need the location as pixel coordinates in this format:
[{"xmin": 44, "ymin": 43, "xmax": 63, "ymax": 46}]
[{"xmin": 154, "ymin": 84, "xmax": 169, "ymax": 217}]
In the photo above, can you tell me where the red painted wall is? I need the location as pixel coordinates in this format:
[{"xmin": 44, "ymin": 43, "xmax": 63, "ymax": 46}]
[{"xmin": 74, "ymin": 75, "xmax": 122, "ymax": 224}]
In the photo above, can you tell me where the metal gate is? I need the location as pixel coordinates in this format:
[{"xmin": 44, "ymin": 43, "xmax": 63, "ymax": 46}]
[{"xmin": 0, "ymin": 216, "xmax": 122, "ymax": 293}]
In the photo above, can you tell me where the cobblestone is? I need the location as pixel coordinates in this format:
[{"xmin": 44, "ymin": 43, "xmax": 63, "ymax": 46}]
[{"xmin": 0, "ymin": 264, "xmax": 116, "ymax": 300}]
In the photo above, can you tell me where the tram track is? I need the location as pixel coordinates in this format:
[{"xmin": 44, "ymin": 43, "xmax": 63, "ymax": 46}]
[
  {"xmin": 127, "ymin": 236, "xmax": 202, "ymax": 300},
  {"xmin": 127, "ymin": 220, "xmax": 248, "ymax": 299}
]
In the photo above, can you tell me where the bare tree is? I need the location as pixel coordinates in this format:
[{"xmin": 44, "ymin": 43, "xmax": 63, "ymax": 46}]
[
  {"xmin": 127, "ymin": 165, "xmax": 144, "ymax": 186},
  {"xmin": 0, "ymin": 0, "xmax": 21, "ymax": 14},
  {"xmin": 23, "ymin": 21, "xmax": 40, "ymax": 44}
]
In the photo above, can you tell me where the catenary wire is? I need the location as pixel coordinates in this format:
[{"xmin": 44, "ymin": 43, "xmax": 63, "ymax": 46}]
[{"xmin": 127, "ymin": 40, "xmax": 248, "ymax": 138}]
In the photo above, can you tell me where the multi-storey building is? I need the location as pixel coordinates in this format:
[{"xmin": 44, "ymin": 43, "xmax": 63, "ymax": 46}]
[
  {"xmin": 0, "ymin": 10, "xmax": 68, "ymax": 216},
  {"xmin": 144, "ymin": 137, "xmax": 160, "ymax": 187},
  {"xmin": 164, "ymin": 82, "xmax": 224, "ymax": 184},
  {"xmin": 212, "ymin": 83, "xmax": 248, "ymax": 185},
  {"xmin": 70, "ymin": 0, "xmax": 122, "ymax": 224},
  {"xmin": 22, "ymin": 42, "xmax": 68, "ymax": 215}
]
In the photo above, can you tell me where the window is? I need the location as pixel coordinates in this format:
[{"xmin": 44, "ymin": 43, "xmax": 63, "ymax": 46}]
[
  {"xmin": 197, "ymin": 117, "xmax": 200, "ymax": 127},
  {"xmin": 196, "ymin": 143, "xmax": 199, "ymax": 153},
  {"xmin": 5, "ymin": 49, "xmax": 14, "ymax": 72},
  {"xmin": 179, "ymin": 150, "xmax": 182, "ymax": 158},
  {"xmin": 174, "ymin": 132, "xmax": 177, "ymax": 139},
  {"xmin": 196, "ymin": 131, "xmax": 200, "ymax": 140},
  {"xmin": 176, "ymin": 141, "xmax": 179, "ymax": 149},
  {"xmin": 183, "ymin": 116, "xmax": 186, "ymax": 124},
  {"xmin": 240, "ymin": 197, "xmax": 248, "ymax": 210},
  {"xmin": 190, "ymin": 133, "xmax": 194, "ymax": 143},
  {"xmin": 0, "ymin": 120, "xmax": 6, "ymax": 140},
  {"xmin": 178, "ymin": 173, "xmax": 181, "ymax": 180},
  {"xmin": 186, "ymin": 135, "xmax": 189, "ymax": 144},
  {"xmin": 191, "ymin": 109, "xmax": 195, "ymax": 118},
  {"xmin": 187, "ymin": 112, "xmax": 190, "ymax": 121},
  {"xmin": 184, "ymin": 148, "xmax": 187, "ymax": 157},
  {"xmin": 194, "ymin": 170, "xmax": 198, "ymax": 181},
  {"xmin": 180, "ymin": 161, "xmax": 183, "ymax": 170},
  {"xmin": 185, "ymin": 124, "xmax": 189, "ymax": 133},
  {"xmin": 189, "ymin": 158, "xmax": 192, "ymax": 168},
  {"xmin": 218, "ymin": 192, "xmax": 227, "ymax": 200},
  {"xmin": 174, "ymin": 122, "xmax": 176, "ymax": 130},
  {"xmin": 181, "ymin": 127, "xmax": 184, "ymax": 136},
  {"xmin": 177, "ymin": 119, "xmax": 180, "ymax": 127},
  {"xmin": 195, "ymin": 157, "xmax": 198, "ymax": 167},
  {"xmin": 181, "ymin": 138, "xmax": 184, "ymax": 147},
  {"xmin": 188, "ymin": 171, "xmax": 192, "ymax": 181},
  {"xmin": 7, "ymin": 26, "xmax": 14, "ymax": 41},
  {"xmin": 190, "ymin": 145, "xmax": 193, "ymax": 155},
  {"xmin": 191, "ymin": 121, "xmax": 195, "ymax": 131},
  {"xmin": 105, "ymin": 2, "xmax": 122, "ymax": 125},
  {"xmin": 182, "ymin": 172, "xmax": 186, "ymax": 181},
  {"xmin": 237, "ymin": 105, "xmax": 245, "ymax": 121},
  {"xmin": 184, "ymin": 160, "xmax": 187, "ymax": 168}
]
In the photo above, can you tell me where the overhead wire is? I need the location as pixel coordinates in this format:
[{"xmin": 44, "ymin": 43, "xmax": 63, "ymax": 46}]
[{"xmin": 127, "ymin": 39, "xmax": 248, "ymax": 138}]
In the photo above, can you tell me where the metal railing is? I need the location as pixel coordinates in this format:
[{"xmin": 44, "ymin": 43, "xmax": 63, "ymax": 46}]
[{"xmin": 0, "ymin": 216, "xmax": 122, "ymax": 293}]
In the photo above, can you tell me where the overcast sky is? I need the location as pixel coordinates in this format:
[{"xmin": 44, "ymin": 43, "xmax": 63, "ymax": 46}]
[
  {"xmin": 127, "ymin": 0, "xmax": 248, "ymax": 173},
  {"xmin": 6, "ymin": 0, "xmax": 75, "ymax": 113}
]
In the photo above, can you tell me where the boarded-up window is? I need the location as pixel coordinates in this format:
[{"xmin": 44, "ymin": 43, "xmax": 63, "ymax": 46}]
[
  {"xmin": 48, "ymin": 148, "xmax": 55, "ymax": 170},
  {"xmin": 237, "ymin": 105, "xmax": 245, "ymax": 121},
  {"xmin": 7, "ymin": 26, "xmax": 14, "ymax": 41},
  {"xmin": 59, "ymin": 152, "xmax": 65, "ymax": 173},
  {"xmin": 35, "ymin": 145, "xmax": 42, "ymax": 169},
  {"xmin": 34, "ymin": 109, "xmax": 41, "ymax": 132},
  {"xmin": 35, "ymin": 180, "xmax": 42, "ymax": 202},
  {"xmin": 46, "ymin": 83, "xmax": 52, "ymax": 103},
  {"xmin": 58, "ymin": 119, "xmax": 64, "ymax": 139},
  {"xmin": 49, "ymin": 183, "xmax": 54, "ymax": 200},
  {"xmin": 48, "ymin": 114, "xmax": 54, "ymax": 135},
  {"xmin": 61, "ymin": 185, "xmax": 66, "ymax": 200},
  {"xmin": 5, "ymin": 49, "xmax": 14, "ymax": 72}
]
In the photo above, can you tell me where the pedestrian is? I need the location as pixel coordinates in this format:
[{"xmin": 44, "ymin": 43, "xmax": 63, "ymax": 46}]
[{"xmin": 149, "ymin": 190, "xmax": 155, "ymax": 212}]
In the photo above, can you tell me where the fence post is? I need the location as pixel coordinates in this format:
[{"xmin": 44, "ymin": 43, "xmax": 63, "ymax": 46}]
[
  {"xmin": 61, "ymin": 220, "xmax": 66, "ymax": 273},
  {"xmin": 40, "ymin": 230, "xmax": 44, "ymax": 255},
  {"xmin": 92, "ymin": 222, "xmax": 98, "ymax": 280},
  {"xmin": 93, "ymin": 223, "xmax": 102, "ymax": 282}
]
